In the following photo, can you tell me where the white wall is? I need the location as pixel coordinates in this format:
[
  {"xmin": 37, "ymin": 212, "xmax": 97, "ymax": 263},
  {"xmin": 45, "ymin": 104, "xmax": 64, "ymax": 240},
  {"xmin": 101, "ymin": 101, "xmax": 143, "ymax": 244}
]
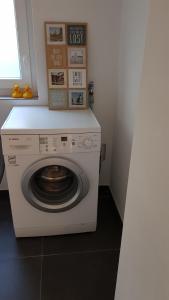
[
  {"xmin": 110, "ymin": 0, "xmax": 150, "ymax": 219},
  {"xmin": 115, "ymin": 0, "xmax": 169, "ymax": 299},
  {"xmin": 0, "ymin": 0, "xmax": 122, "ymax": 189}
]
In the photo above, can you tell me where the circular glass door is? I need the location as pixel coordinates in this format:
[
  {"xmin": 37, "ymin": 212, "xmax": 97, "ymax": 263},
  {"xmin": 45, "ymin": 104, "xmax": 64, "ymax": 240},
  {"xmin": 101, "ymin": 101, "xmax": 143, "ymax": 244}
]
[{"xmin": 22, "ymin": 157, "xmax": 89, "ymax": 212}]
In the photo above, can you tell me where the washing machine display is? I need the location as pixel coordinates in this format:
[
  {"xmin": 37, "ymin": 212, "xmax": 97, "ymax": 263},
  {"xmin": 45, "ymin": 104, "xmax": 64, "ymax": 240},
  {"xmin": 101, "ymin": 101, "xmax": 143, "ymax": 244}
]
[
  {"xmin": 22, "ymin": 157, "xmax": 89, "ymax": 212},
  {"xmin": 39, "ymin": 134, "xmax": 100, "ymax": 153}
]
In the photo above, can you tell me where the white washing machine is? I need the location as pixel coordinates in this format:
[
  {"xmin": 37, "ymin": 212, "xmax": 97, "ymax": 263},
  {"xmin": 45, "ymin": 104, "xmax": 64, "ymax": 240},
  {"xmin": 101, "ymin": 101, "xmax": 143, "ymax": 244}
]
[{"xmin": 1, "ymin": 106, "xmax": 101, "ymax": 237}]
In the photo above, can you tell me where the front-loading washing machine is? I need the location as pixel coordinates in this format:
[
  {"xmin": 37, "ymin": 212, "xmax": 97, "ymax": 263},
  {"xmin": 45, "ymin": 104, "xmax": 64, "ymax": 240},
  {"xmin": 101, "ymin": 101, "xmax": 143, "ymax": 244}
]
[{"xmin": 1, "ymin": 106, "xmax": 101, "ymax": 237}]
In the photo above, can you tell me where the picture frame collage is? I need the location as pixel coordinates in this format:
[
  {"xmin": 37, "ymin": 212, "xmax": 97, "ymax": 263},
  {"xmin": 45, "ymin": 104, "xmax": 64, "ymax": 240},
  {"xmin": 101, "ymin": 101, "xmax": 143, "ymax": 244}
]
[{"xmin": 45, "ymin": 22, "xmax": 88, "ymax": 110}]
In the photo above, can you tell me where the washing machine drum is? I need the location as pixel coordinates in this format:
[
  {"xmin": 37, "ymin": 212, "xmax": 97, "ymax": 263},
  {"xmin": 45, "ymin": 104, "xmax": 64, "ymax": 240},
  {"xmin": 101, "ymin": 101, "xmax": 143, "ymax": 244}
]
[{"xmin": 22, "ymin": 157, "xmax": 89, "ymax": 212}]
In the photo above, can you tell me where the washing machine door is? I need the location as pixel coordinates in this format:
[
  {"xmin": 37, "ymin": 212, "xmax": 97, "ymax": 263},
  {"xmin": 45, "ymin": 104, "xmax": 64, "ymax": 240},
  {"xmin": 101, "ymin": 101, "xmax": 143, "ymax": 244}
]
[{"xmin": 22, "ymin": 157, "xmax": 89, "ymax": 212}]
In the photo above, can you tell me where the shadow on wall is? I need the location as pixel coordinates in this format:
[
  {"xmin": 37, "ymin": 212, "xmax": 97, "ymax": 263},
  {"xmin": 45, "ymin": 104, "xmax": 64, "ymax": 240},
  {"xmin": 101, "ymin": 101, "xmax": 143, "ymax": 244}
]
[{"xmin": 111, "ymin": 119, "xmax": 133, "ymax": 220}]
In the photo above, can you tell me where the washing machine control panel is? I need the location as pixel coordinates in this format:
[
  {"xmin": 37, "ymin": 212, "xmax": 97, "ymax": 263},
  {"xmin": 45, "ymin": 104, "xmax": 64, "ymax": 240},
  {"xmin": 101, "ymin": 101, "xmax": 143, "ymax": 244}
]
[{"xmin": 39, "ymin": 133, "xmax": 101, "ymax": 153}]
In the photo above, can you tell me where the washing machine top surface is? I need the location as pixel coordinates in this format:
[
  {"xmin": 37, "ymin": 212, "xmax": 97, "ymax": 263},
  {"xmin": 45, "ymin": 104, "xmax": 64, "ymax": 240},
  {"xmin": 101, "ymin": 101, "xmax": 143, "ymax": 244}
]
[{"xmin": 1, "ymin": 106, "xmax": 101, "ymax": 134}]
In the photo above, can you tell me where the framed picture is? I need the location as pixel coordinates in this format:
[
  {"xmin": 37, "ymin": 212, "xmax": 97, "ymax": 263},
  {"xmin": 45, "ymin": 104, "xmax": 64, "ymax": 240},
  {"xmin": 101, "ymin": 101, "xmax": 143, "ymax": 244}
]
[
  {"xmin": 48, "ymin": 69, "xmax": 67, "ymax": 88},
  {"xmin": 48, "ymin": 90, "xmax": 67, "ymax": 109},
  {"xmin": 69, "ymin": 90, "xmax": 87, "ymax": 108},
  {"xmin": 68, "ymin": 69, "xmax": 86, "ymax": 88},
  {"xmin": 45, "ymin": 22, "xmax": 88, "ymax": 110},
  {"xmin": 68, "ymin": 47, "xmax": 86, "ymax": 68},
  {"xmin": 46, "ymin": 45, "xmax": 67, "ymax": 68},
  {"xmin": 67, "ymin": 24, "xmax": 87, "ymax": 45},
  {"xmin": 46, "ymin": 23, "xmax": 66, "ymax": 45}
]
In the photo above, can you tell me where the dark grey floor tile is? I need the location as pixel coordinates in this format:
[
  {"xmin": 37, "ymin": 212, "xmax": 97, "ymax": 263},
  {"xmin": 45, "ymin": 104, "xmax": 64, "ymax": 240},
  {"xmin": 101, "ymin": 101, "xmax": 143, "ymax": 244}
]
[
  {"xmin": 42, "ymin": 251, "xmax": 119, "ymax": 300},
  {"xmin": 0, "ymin": 194, "xmax": 11, "ymax": 222},
  {"xmin": 0, "ymin": 257, "xmax": 41, "ymax": 300},
  {"xmin": 0, "ymin": 190, "xmax": 10, "ymax": 201},
  {"xmin": 0, "ymin": 226, "xmax": 42, "ymax": 259},
  {"xmin": 43, "ymin": 192, "xmax": 122, "ymax": 255},
  {"xmin": 0, "ymin": 194, "xmax": 42, "ymax": 259},
  {"xmin": 98, "ymin": 186, "xmax": 113, "ymax": 199}
]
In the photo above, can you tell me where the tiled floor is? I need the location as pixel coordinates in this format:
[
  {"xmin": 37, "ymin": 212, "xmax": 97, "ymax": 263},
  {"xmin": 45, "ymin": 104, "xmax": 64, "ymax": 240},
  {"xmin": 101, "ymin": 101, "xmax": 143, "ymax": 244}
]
[{"xmin": 0, "ymin": 187, "xmax": 122, "ymax": 300}]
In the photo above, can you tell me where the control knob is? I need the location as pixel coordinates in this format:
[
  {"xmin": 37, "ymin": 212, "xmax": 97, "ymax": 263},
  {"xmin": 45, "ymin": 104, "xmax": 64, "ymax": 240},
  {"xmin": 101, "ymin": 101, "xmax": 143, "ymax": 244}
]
[{"xmin": 82, "ymin": 137, "xmax": 93, "ymax": 148}]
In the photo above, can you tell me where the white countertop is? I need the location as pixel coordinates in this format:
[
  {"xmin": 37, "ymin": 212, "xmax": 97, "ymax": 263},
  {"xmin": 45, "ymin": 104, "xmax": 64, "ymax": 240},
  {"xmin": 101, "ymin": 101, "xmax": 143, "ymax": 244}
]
[{"xmin": 1, "ymin": 106, "xmax": 101, "ymax": 134}]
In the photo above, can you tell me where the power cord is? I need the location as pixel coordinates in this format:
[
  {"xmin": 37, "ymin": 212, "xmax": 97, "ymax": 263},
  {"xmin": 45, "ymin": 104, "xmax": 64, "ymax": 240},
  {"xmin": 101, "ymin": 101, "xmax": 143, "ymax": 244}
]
[{"xmin": 0, "ymin": 136, "xmax": 5, "ymax": 184}]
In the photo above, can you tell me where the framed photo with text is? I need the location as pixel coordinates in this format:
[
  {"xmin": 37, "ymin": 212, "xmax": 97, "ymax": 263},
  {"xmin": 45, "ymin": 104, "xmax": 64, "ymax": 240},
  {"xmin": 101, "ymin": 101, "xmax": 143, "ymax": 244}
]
[
  {"xmin": 46, "ymin": 45, "xmax": 67, "ymax": 68},
  {"xmin": 48, "ymin": 69, "xmax": 67, "ymax": 88},
  {"xmin": 68, "ymin": 69, "xmax": 86, "ymax": 88},
  {"xmin": 67, "ymin": 24, "xmax": 87, "ymax": 46},
  {"xmin": 68, "ymin": 47, "xmax": 86, "ymax": 68}
]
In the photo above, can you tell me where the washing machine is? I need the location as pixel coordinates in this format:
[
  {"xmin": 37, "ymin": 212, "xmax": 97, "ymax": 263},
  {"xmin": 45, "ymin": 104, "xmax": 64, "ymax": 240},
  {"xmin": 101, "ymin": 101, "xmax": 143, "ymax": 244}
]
[{"xmin": 1, "ymin": 106, "xmax": 101, "ymax": 237}]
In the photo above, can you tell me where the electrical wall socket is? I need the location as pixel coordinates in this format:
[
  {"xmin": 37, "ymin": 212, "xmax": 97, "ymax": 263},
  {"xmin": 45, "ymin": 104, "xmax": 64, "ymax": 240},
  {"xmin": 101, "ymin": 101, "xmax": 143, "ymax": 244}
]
[{"xmin": 100, "ymin": 143, "xmax": 106, "ymax": 161}]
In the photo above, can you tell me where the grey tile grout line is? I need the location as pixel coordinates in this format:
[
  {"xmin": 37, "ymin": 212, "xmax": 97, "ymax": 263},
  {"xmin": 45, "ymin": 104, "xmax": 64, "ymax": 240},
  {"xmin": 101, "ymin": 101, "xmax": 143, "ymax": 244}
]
[
  {"xmin": 0, "ymin": 244, "xmax": 120, "ymax": 262},
  {"xmin": 41, "ymin": 236, "xmax": 44, "ymax": 256},
  {"xmin": 42, "ymin": 248, "xmax": 120, "ymax": 257},
  {"xmin": 0, "ymin": 248, "xmax": 120, "ymax": 262},
  {"xmin": 39, "ymin": 254, "xmax": 44, "ymax": 300},
  {"xmin": 0, "ymin": 255, "xmax": 42, "ymax": 262},
  {"xmin": 39, "ymin": 237, "xmax": 43, "ymax": 300}
]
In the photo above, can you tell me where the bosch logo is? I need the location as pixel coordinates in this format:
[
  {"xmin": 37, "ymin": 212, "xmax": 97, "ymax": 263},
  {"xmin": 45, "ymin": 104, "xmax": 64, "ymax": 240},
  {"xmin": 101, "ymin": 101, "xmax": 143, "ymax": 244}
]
[{"xmin": 9, "ymin": 138, "xmax": 19, "ymax": 141}]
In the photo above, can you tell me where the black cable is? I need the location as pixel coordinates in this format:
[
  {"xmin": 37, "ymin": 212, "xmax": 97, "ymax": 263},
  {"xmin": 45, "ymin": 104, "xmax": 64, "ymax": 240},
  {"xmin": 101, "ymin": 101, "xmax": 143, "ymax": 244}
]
[{"xmin": 0, "ymin": 136, "xmax": 5, "ymax": 184}]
